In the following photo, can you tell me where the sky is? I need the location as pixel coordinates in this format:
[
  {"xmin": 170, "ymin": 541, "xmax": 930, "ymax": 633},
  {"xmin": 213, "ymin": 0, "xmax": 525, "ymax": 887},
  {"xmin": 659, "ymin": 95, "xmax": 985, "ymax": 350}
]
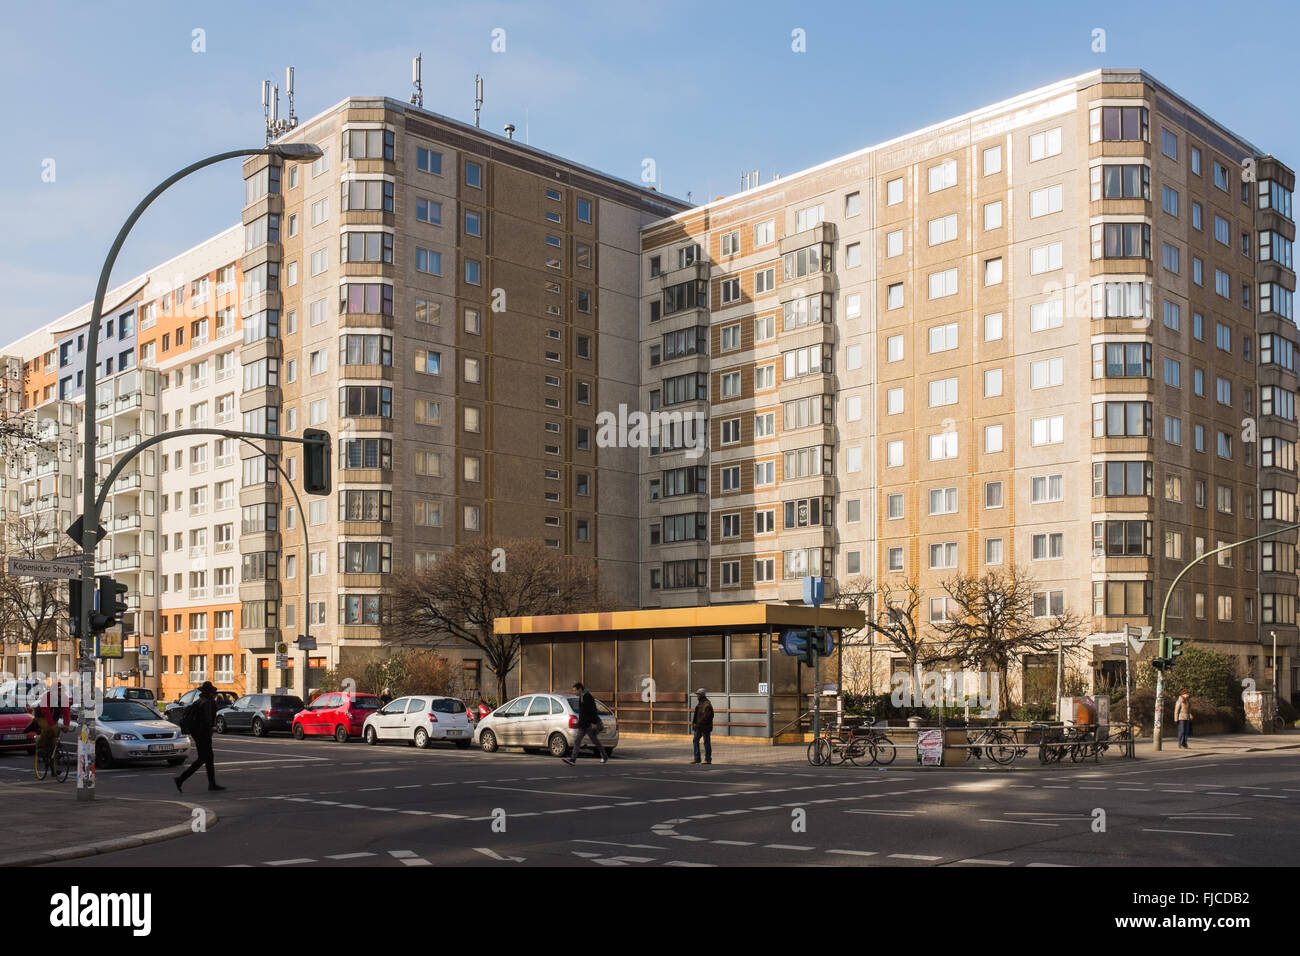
[{"xmin": 2, "ymin": 0, "xmax": 1298, "ymax": 341}]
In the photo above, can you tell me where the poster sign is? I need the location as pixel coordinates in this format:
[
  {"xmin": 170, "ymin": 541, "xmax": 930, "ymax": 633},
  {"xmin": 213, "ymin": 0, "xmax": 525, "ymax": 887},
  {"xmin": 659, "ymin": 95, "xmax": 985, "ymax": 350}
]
[
  {"xmin": 95, "ymin": 631, "xmax": 123, "ymax": 659},
  {"xmin": 917, "ymin": 728, "xmax": 944, "ymax": 766}
]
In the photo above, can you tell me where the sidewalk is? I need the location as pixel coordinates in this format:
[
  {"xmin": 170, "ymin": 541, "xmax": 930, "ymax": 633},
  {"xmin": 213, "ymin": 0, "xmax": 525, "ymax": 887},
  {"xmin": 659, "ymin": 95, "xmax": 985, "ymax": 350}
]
[
  {"xmin": 0, "ymin": 780, "xmax": 216, "ymax": 866},
  {"xmin": 1132, "ymin": 730, "xmax": 1300, "ymax": 759}
]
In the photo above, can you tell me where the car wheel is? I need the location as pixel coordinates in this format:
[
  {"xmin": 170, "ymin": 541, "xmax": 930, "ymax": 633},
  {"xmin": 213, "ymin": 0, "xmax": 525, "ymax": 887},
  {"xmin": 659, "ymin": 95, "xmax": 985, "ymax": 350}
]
[
  {"xmin": 251, "ymin": 718, "xmax": 265, "ymax": 737},
  {"xmin": 548, "ymin": 733, "xmax": 571, "ymax": 758},
  {"xmin": 292, "ymin": 723, "xmax": 305, "ymax": 740},
  {"xmin": 95, "ymin": 738, "xmax": 114, "ymax": 770},
  {"xmin": 215, "ymin": 717, "xmax": 227, "ymax": 735},
  {"xmin": 414, "ymin": 727, "xmax": 430, "ymax": 749},
  {"xmin": 167, "ymin": 756, "xmax": 184, "ymax": 766},
  {"xmin": 334, "ymin": 725, "xmax": 349, "ymax": 743},
  {"xmin": 364, "ymin": 726, "xmax": 378, "ymax": 746},
  {"xmin": 479, "ymin": 729, "xmax": 498, "ymax": 753},
  {"xmin": 455, "ymin": 739, "xmax": 471, "ymax": 750}
]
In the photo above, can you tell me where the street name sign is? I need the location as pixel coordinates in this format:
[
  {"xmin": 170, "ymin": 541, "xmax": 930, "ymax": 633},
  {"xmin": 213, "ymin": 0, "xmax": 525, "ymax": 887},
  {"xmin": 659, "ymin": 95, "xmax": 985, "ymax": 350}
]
[{"xmin": 6, "ymin": 557, "xmax": 86, "ymax": 580}]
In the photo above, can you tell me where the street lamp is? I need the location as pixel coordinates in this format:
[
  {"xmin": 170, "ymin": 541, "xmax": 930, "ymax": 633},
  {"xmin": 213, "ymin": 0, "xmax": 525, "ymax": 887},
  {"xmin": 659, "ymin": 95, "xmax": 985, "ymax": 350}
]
[{"xmin": 74, "ymin": 142, "xmax": 322, "ymax": 801}]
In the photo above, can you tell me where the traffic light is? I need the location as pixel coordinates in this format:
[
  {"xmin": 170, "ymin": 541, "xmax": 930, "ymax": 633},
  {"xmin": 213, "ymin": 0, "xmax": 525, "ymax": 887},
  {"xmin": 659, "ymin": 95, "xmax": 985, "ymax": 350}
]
[
  {"xmin": 302, "ymin": 428, "xmax": 332, "ymax": 495},
  {"xmin": 69, "ymin": 580, "xmax": 83, "ymax": 639},
  {"xmin": 800, "ymin": 634, "xmax": 817, "ymax": 667},
  {"xmin": 90, "ymin": 576, "xmax": 129, "ymax": 633},
  {"xmin": 1168, "ymin": 637, "xmax": 1185, "ymax": 661}
]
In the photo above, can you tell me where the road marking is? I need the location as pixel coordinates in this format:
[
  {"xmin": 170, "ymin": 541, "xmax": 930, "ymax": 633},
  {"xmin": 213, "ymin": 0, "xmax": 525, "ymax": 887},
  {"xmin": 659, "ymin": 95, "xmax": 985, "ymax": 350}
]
[
  {"xmin": 574, "ymin": 840, "xmax": 666, "ymax": 850},
  {"xmin": 1027, "ymin": 862, "xmax": 1072, "ymax": 867},
  {"xmin": 473, "ymin": 847, "xmax": 524, "ymax": 862},
  {"xmin": 325, "ymin": 852, "xmax": 375, "ymax": 860},
  {"xmin": 672, "ymin": 835, "xmax": 708, "ymax": 842},
  {"xmin": 266, "ymin": 858, "xmax": 314, "ymax": 866},
  {"xmin": 1252, "ymin": 794, "xmax": 1286, "ymax": 799},
  {"xmin": 980, "ymin": 819, "xmax": 1059, "ymax": 827},
  {"xmin": 889, "ymin": 853, "xmax": 941, "ymax": 861},
  {"xmin": 1142, "ymin": 828, "xmax": 1233, "ymax": 837},
  {"xmin": 480, "ymin": 784, "xmax": 636, "ymax": 802},
  {"xmin": 664, "ymin": 861, "xmax": 716, "ymax": 867},
  {"xmin": 826, "ymin": 849, "xmax": 877, "ymax": 857},
  {"xmin": 711, "ymin": 840, "xmax": 756, "ymax": 846},
  {"xmin": 956, "ymin": 859, "xmax": 1013, "ymax": 866},
  {"xmin": 764, "ymin": 844, "xmax": 815, "ymax": 851},
  {"xmin": 1206, "ymin": 792, "xmax": 1241, "ymax": 796},
  {"xmin": 846, "ymin": 809, "xmax": 921, "ymax": 816}
]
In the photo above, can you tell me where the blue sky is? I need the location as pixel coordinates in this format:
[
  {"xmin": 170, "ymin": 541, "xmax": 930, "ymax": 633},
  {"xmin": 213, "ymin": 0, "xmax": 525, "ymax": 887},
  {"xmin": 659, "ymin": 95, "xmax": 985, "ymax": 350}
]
[{"xmin": 2, "ymin": 0, "xmax": 1297, "ymax": 340}]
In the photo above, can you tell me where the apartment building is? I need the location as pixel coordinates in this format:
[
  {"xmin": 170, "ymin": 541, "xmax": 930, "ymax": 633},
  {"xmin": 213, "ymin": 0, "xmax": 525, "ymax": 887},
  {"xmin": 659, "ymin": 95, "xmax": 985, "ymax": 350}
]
[
  {"xmin": 1, "ymin": 93, "xmax": 683, "ymax": 700},
  {"xmin": 639, "ymin": 69, "xmax": 1296, "ymax": 702}
]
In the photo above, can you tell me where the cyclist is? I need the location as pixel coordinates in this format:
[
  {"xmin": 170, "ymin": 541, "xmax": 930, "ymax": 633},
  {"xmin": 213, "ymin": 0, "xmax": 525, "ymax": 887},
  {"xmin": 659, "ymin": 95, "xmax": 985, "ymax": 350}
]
[{"xmin": 32, "ymin": 684, "xmax": 71, "ymax": 771}]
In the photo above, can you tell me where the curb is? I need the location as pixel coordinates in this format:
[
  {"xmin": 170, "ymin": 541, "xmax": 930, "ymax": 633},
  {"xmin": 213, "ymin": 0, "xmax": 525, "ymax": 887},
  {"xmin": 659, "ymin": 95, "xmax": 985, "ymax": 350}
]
[{"xmin": 0, "ymin": 797, "xmax": 217, "ymax": 867}]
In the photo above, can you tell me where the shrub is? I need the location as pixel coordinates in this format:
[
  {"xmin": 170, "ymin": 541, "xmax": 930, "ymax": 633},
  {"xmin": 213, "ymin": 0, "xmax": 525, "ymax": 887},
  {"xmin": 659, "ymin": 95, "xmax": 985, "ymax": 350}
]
[{"xmin": 1136, "ymin": 645, "xmax": 1240, "ymax": 709}]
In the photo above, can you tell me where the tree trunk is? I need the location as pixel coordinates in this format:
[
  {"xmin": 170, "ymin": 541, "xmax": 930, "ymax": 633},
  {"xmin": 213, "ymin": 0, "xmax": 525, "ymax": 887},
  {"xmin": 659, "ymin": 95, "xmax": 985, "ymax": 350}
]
[
  {"xmin": 29, "ymin": 634, "xmax": 37, "ymax": 677},
  {"xmin": 495, "ymin": 670, "xmax": 509, "ymax": 709}
]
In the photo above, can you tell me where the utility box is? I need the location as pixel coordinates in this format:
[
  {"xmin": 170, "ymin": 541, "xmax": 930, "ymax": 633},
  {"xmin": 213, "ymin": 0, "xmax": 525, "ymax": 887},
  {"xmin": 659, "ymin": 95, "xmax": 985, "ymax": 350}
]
[{"xmin": 1060, "ymin": 695, "xmax": 1109, "ymax": 727}]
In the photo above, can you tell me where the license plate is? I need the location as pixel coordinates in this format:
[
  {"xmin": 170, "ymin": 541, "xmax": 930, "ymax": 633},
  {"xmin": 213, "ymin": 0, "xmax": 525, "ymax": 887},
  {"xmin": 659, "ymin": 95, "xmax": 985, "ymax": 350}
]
[
  {"xmin": 446, "ymin": 729, "xmax": 466, "ymax": 737},
  {"xmin": 3, "ymin": 733, "xmax": 26, "ymax": 741},
  {"xmin": 148, "ymin": 744, "xmax": 175, "ymax": 752}
]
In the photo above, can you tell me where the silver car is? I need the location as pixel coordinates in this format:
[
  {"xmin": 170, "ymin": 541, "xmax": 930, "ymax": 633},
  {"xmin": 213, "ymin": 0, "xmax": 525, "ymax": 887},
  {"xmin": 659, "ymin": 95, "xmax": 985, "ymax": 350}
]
[
  {"xmin": 362, "ymin": 695, "xmax": 474, "ymax": 749},
  {"xmin": 474, "ymin": 693, "xmax": 618, "ymax": 758},
  {"xmin": 64, "ymin": 699, "xmax": 191, "ymax": 769}
]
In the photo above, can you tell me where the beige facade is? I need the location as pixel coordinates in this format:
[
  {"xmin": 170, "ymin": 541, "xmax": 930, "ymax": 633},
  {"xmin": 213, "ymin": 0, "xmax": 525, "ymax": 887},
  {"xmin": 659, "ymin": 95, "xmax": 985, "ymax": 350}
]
[{"xmin": 639, "ymin": 70, "xmax": 1297, "ymax": 702}]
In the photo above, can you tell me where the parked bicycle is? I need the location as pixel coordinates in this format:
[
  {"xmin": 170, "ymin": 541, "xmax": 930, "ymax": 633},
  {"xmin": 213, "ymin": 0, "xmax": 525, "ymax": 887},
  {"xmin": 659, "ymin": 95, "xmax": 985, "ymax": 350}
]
[
  {"xmin": 966, "ymin": 725, "xmax": 1024, "ymax": 766},
  {"xmin": 808, "ymin": 717, "xmax": 896, "ymax": 767}
]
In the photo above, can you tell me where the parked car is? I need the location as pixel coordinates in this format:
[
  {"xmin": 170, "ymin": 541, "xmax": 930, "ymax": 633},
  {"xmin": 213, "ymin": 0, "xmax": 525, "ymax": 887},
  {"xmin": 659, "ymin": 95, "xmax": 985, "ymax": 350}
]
[
  {"xmin": 0, "ymin": 678, "xmax": 46, "ymax": 709},
  {"xmin": 0, "ymin": 706, "xmax": 37, "ymax": 754},
  {"xmin": 65, "ymin": 699, "xmax": 190, "ymax": 768},
  {"xmin": 474, "ymin": 692, "xmax": 618, "ymax": 758},
  {"xmin": 362, "ymin": 695, "xmax": 474, "ymax": 749},
  {"xmin": 215, "ymin": 694, "xmax": 304, "ymax": 736},
  {"xmin": 105, "ymin": 686, "xmax": 156, "ymax": 703},
  {"xmin": 292, "ymin": 692, "xmax": 381, "ymax": 742},
  {"xmin": 164, "ymin": 687, "xmax": 239, "ymax": 724}
]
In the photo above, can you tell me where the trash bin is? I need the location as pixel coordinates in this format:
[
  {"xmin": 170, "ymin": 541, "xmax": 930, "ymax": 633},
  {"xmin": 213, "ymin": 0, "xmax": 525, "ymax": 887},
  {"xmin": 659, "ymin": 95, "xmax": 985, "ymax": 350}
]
[{"xmin": 907, "ymin": 715, "xmax": 923, "ymax": 729}]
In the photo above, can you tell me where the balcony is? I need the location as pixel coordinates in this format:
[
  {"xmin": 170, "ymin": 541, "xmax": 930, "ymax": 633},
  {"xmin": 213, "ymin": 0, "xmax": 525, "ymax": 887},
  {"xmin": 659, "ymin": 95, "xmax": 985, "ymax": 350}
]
[
  {"xmin": 113, "ymin": 431, "xmax": 142, "ymax": 452},
  {"xmin": 190, "ymin": 377, "xmax": 209, "ymax": 391},
  {"xmin": 111, "ymin": 511, "xmax": 141, "ymax": 532},
  {"xmin": 113, "ymin": 551, "xmax": 141, "ymax": 571},
  {"xmin": 214, "ymin": 584, "xmax": 234, "ymax": 599},
  {"xmin": 216, "ymin": 367, "xmax": 235, "ymax": 382},
  {"xmin": 190, "ymin": 461, "xmax": 209, "ymax": 475},
  {"xmin": 215, "ymin": 455, "xmax": 235, "ymax": 469},
  {"xmin": 36, "ymin": 493, "xmax": 58, "ymax": 512},
  {"xmin": 189, "ymin": 503, "xmax": 209, "ymax": 517},
  {"xmin": 188, "ymin": 588, "xmax": 208, "ymax": 601},
  {"xmin": 114, "ymin": 392, "xmax": 142, "ymax": 414},
  {"xmin": 189, "ymin": 545, "xmax": 207, "ymax": 559},
  {"xmin": 113, "ymin": 472, "xmax": 142, "ymax": 494},
  {"xmin": 125, "ymin": 594, "xmax": 141, "ymax": 611},
  {"xmin": 188, "ymin": 671, "xmax": 207, "ymax": 683},
  {"xmin": 215, "ymin": 411, "xmax": 234, "ymax": 426},
  {"xmin": 215, "ymin": 540, "xmax": 234, "ymax": 553},
  {"xmin": 95, "ymin": 401, "xmax": 113, "ymax": 422}
]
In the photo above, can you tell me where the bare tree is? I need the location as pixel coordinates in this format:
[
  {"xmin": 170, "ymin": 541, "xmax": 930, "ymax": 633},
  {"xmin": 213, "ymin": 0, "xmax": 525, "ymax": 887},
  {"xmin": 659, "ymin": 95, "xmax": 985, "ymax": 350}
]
[
  {"xmin": 0, "ymin": 511, "xmax": 75, "ymax": 675},
  {"xmin": 854, "ymin": 578, "xmax": 967, "ymax": 707},
  {"xmin": 387, "ymin": 537, "xmax": 610, "ymax": 704},
  {"xmin": 930, "ymin": 566, "xmax": 1085, "ymax": 716}
]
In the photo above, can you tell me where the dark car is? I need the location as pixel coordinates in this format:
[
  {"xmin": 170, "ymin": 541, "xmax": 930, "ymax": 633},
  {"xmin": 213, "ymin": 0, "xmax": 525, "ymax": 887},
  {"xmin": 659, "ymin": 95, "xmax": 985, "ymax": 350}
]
[
  {"xmin": 164, "ymin": 687, "xmax": 239, "ymax": 724},
  {"xmin": 216, "ymin": 694, "xmax": 304, "ymax": 736}
]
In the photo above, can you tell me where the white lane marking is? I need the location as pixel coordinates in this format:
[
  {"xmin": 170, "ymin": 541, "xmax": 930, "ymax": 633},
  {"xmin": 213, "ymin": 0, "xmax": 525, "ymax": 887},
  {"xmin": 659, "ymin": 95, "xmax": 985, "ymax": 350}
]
[
  {"xmin": 889, "ymin": 853, "xmax": 942, "ymax": 861},
  {"xmin": 473, "ymin": 847, "xmax": 524, "ymax": 862},
  {"xmin": 826, "ymin": 849, "xmax": 877, "ymax": 857},
  {"xmin": 846, "ymin": 809, "xmax": 920, "ymax": 816},
  {"xmin": 1027, "ymin": 862, "xmax": 1072, "ymax": 867},
  {"xmin": 1142, "ymin": 828, "xmax": 1233, "ymax": 837},
  {"xmin": 711, "ymin": 840, "xmax": 756, "ymax": 846},
  {"xmin": 764, "ymin": 844, "xmax": 815, "ymax": 851},
  {"xmin": 980, "ymin": 819, "xmax": 1059, "ymax": 827},
  {"xmin": 390, "ymin": 849, "xmax": 431, "ymax": 866},
  {"xmin": 1206, "ymin": 792, "xmax": 1241, "ymax": 796},
  {"xmin": 957, "ymin": 859, "xmax": 1013, "ymax": 866},
  {"xmin": 1252, "ymin": 794, "xmax": 1286, "ymax": 799},
  {"xmin": 672, "ymin": 835, "xmax": 708, "ymax": 842},
  {"xmin": 325, "ymin": 852, "xmax": 375, "ymax": 860},
  {"xmin": 479, "ymin": 784, "xmax": 636, "ymax": 802},
  {"xmin": 664, "ymin": 861, "xmax": 716, "ymax": 867},
  {"xmin": 266, "ymin": 858, "xmax": 314, "ymax": 866},
  {"xmin": 573, "ymin": 840, "xmax": 666, "ymax": 850}
]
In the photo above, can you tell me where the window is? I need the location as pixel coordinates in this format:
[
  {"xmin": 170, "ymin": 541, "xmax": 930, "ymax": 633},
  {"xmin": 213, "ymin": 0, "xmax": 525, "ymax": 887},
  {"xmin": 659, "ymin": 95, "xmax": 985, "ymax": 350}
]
[
  {"xmin": 886, "ymin": 178, "xmax": 903, "ymax": 205},
  {"xmin": 1093, "ymin": 401, "xmax": 1151, "ymax": 438},
  {"xmin": 1031, "ymin": 415, "xmax": 1064, "ymax": 445},
  {"xmin": 929, "ymin": 431, "xmax": 957, "ymax": 461},
  {"xmin": 928, "ymin": 377, "xmax": 958, "ymax": 407},
  {"xmin": 928, "ymin": 159, "xmax": 957, "ymax": 192},
  {"xmin": 1032, "ymin": 474, "xmax": 1064, "ymax": 504},
  {"xmin": 928, "ymin": 323, "xmax": 957, "ymax": 353},
  {"xmin": 983, "ymin": 145, "xmax": 1002, "ymax": 176},
  {"xmin": 415, "ymin": 197, "xmax": 442, "ymax": 224},
  {"xmin": 928, "ymin": 486, "xmax": 958, "ymax": 515},
  {"xmin": 985, "ymin": 424, "xmax": 1004, "ymax": 453},
  {"xmin": 928, "ymin": 214, "xmax": 957, "ymax": 245},
  {"xmin": 1030, "ymin": 299, "xmax": 1063, "ymax": 331},
  {"xmin": 1030, "ymin": 184, "xmax": 1063, "ymax": 217},
  {"xmin": 887, "ymin": 335, "xmax": 904, "ymax": 362},
  {"xmin": 1090, "ymin": 105, "xmax": 1149, "ymax": 143},
  {"xmin": 415, "ymin": 248, "xmax": 442, "ymax": 275},
  {"xmin": 984, "ymin": 257, "xmax": 1003, "ymax": 285},
  {"xmin": 1091, "ymin": 222, "xmax": 1150, "ymax": 259},
  {"xmin": 984, "ymin": 368, "xmax": 1002, "ymax": 397},
  {"xmin": 984, "ymin": 201, "xmax": 1002, "ymax": 230},
  {"xmin": 929, "ymin": 543, "xmax": 958, "ymax": 569},
  {"xmin": 1029, "ymin": 127, "xmax": 1062, "ymax": 161},
  {"xmin": 1032, "ymin": 532, "xmax": 1065, "ymax": 560},
  {"xmin": 1029, "ymin": 242, "xmax": 1062, "ymax": 275},
  {"xmin": 416, "ymin": 147, "xmax": 442, "ymax": 175},
  {"xmin": 928, "ymin": 268, "xmax": 957, "ymax": 299},
  {"xmin": 886, "ymin": 230, "xmax": 903, "ymax": 257},
  {"xmin": 887, "ymin": 494, "xmax": 904, "ymax": 520},
  {"xmin": 1161, "ymin": 185, "xmax": 1179, "ymax": 217},
  {"xmin": 887, "ymin": 283, "xmax": 904, "ymax": 310},
  {"xmin": 985, "ymin": 312, "xmax": 1003, "ymax": 341},
  {"xmin": 1031, "ymin": 357, "xmax": 1064, "ymax": 389}
]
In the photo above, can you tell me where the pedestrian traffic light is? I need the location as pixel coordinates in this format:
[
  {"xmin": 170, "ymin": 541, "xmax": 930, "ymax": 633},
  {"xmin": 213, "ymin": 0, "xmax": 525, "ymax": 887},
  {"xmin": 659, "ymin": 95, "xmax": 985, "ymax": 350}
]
[
  {"xmin": 90, "ymin": 576, "xmax": 129, "ymax": 633},
  {"xmin": 1151, "ymin": 657, "xmax": 1169, "ymax": 672},
  {"xmin": 302, "ymin": 428, "xmax": 331, "ymax": 495},
  {"xmin": 1168, "ymin": 637, "xmax": 1185, "ymax": 661}
]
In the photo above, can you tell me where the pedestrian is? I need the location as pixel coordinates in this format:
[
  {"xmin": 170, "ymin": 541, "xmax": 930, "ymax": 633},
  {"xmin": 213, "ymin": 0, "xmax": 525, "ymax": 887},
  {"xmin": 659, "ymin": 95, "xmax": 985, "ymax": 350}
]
[
  {"xmin": 1174, "ymin": 688, "xmax": 1193, "ymax": 749},
  {"xmin": 691, "ymin": 688, "xmax": 714, "ymax": 764},
  {"xmin": 175, "ymin": 681, "xmax": 225, "ymax": 792},
  {"xmin": 379, "ymin": 686, "xmax": 393, "ymax": 707},
  {"xmin": 563, "ymin": 682, "xmax": 606, "ymax": 765}
]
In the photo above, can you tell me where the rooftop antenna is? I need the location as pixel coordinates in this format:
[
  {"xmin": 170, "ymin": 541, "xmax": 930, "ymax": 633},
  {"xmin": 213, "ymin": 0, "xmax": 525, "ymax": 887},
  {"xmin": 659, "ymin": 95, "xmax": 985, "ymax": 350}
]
[
  {"xmin": 285, "ymin": 66, "xmax": 297, "ymax": 128},
  {"xmin": 270, "ymin": 84, "xmax": 280, "ymax": 133},
  {"xmin": 474, "ymin": 74, "xmax": 483, "ymax": 128},
  {"xmin": 752, "ymin": 168, "xmax": 760, "ymax": 188},
  {"xmin": 504, "ymin": 123, "xmax": 515, "ymax": 140},
  {"xmin": 410, "ymin": 54, "xmax": 423, "ymax": 107},
  {"xmin": 261, "ymin": 80, "xmax": 272, "ymax": 145}
]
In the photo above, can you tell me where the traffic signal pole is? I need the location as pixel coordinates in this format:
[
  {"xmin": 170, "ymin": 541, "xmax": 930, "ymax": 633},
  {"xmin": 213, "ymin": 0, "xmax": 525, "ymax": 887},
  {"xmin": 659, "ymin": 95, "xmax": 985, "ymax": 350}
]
[{"xmin": 1154, "ymin": 521, "xmax": 1300, "ymax": 750}]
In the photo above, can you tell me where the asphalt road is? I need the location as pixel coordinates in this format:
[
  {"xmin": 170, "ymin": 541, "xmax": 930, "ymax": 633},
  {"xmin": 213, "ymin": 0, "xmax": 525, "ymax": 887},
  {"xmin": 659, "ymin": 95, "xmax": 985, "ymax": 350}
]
[{"xmin": 14, "ymin": 734, "xmax": 1299, "ymax": 867}]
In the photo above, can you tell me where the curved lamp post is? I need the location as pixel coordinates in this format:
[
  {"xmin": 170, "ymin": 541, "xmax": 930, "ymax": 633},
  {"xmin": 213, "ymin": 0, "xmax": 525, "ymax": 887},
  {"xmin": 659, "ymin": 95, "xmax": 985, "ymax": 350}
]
[{"xmin": 75, "ymin": 142, "xmax": 322, "ymax": 800}]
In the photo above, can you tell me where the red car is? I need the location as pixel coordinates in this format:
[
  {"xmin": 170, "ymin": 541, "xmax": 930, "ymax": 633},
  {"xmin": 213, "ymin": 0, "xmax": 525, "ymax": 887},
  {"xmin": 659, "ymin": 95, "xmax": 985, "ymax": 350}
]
[
  {"xmin": 291, "ymin": 692, "xmax": 381, "ymax": 742},
  {"xmin": 0, "ymin": 706, "xmax": 37, "ymax": 754}
]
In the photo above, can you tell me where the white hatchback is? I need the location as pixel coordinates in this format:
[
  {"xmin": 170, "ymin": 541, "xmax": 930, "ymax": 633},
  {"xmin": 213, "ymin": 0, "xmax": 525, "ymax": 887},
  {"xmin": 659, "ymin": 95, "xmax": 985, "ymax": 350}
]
[{"xmin": 362, "ymin": 695, "xmax": 474, "ymax": 749}]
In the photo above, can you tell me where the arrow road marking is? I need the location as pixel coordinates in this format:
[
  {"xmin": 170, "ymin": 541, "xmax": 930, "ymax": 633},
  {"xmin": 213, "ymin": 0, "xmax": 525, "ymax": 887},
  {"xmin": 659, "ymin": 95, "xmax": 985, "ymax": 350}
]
[{"xmin": 474, "ymin": 847, "xmax": 525, "ymax": 863}]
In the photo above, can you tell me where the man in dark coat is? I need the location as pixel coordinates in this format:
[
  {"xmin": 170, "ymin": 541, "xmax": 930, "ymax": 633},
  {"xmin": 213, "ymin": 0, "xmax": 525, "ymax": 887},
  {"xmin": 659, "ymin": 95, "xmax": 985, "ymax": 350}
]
[
  {"xmin": 691, "ymin": 688, "xmax": 714, "ymax": 764},
  {"xmin": 175, "ymin": 681, "xmax": 225, "ymax": 792},
  {"xmin": 563, "ymin": 682, "xmax": 607, "ymax": 765}
]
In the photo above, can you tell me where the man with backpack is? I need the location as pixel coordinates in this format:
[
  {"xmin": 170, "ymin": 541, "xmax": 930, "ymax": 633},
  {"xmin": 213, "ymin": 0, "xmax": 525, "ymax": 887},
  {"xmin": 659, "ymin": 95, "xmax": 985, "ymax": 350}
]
[
  {"xmin": 563, "ymin": 682, "xmax": 607, "ymax": 765},
  {"xmin": 175, "ymin": 682, "xmax": 225, "ymax": 792}
]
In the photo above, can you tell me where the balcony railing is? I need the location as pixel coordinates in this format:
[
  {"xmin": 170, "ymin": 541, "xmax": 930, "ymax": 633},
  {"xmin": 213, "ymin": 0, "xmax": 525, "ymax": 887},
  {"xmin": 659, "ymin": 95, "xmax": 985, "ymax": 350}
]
[
  {"xmin": 189, "ymin": 503, "xmax": 208, "ymax": 517},
  {"xmin": 113, "ymin": 472, "xmax": 142, "ymax": 493},
  {"xmin": 215, "ymin": 455, "xmax": 235, "ymax": 469},
  {"xmin": 188, "ymin": 588, "xmax": 208, "ymax": 600},
  {"xmin": 113, "ymin": 552, "xmax": 141, "ymax": 571},
  {"xmin": 214, "ymin": 585, "xmax": 234, "ymax": 599},
  {"xmin": 215, "ymin": 411, "xmax": 234, "ymax": 426},
  {"xmin": 114, "ymin": 431, "xmax": 142, "ymax": 452},
  {"xmin": 189, "ymin": 546, "xmax": 207, "ymax": 559},
  {"xmin": 111, "ymin": 512, "xmax": 141, "ymax": 531},
  {"xmin": 188, "ymin": 671, "xmax": 206, "ymax": 682},
  {"xmin": 190, "ymin": 461, "xmax": 209, "ymax": 475},
  {"xmin": 215, "ymin": 540, "xmax": 234, "ymax": 553},
  {"xmin": 115, "ymin": 392, "xmax": 142, "ymax": 413}
]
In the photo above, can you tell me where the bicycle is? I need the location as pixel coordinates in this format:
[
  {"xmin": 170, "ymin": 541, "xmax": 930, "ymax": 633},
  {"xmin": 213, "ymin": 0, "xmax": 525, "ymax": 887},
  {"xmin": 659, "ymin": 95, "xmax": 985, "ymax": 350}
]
[
  {"xmin": 1037, "ymin": 723, "xmax": 1070, "ymax": 764},
  {"xmin": 34, "ymin": 741, "xmax": 70, "ymax": 783},
  {"xmin": 966, "ymin": 726, "xmax": 1021, "ymax": 766},
  {"xmin": 848, "ymin": 716, "xmax": 897, "ymax": 766}
]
